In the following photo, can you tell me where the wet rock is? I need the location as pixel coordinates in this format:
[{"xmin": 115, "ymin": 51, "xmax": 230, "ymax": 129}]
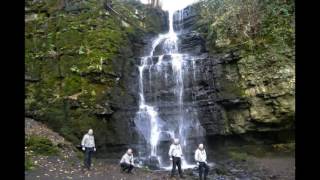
[
  {"xmin": 94, "ymin": 104, "xmax": 114, "ymax": 117},
  {"xmin": 178, "ymin": 31, "xmax": 206, "ymax": 55},
  {"xmin": 144, "ymin": 156, "xmax": 161, "ymax": 170},
  {"xmin": 173, "ymin": 4, "xmax": 202, "ymax": 32},
  {"xmin": 269, "ymin": 174, "xmax": 277, "ymax": 179},
  {"xmin": 214, "ymin": 165, "xmax": 229, "ymax": 175},
  {"xmin": 159, "ymin": 2, "xmax": 295, "ymax": 138}
]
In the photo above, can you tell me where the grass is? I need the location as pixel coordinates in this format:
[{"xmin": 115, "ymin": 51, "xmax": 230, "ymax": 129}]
[
  {"xmin": 272, "ymin": 143, "xmax": 295, "ymax": 153},
  {"xmin": 225, "ymin": 143, "xmax": 295, "ymax": 162},
  {"xmin": 25, "ymin": 135, "xmax": 60, "ymax": 156},
  {"xmin": 76, "ymin": 150, "xmax": 84, "ymax": 159},
  {"xmin": 242, "ymin": 145, "xmax": 268, "ymax": 157},
  {"xmin": 25, "ymin": 135, "xmax": 60, "ymax": 171},
  {"xmin": 25, "ymin": 154, "xmax": 36, "ymax": 171},
  {"xmin": 228, "ymin": 151, "xmax": 248, "ymax": 161},
  {"xmin": 226, "ymin": 146, "xmax": 249, "ymax": 161}
]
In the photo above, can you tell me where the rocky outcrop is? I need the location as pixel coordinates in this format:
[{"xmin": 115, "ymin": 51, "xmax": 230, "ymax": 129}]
[
  {"xmin": 91, "ymin": 1, "xmax": 295, "ymax": 155},
  {"xmin": 169, "ymin": 4, "xmax": 295, "ymax": 136},
  {"xmin": 25, "ymin": 0, "xmax": 168, "ymax": 157}
]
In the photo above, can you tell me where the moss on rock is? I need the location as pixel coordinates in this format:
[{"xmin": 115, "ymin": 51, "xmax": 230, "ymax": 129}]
[{"xmin": 25, "ymin": 0, "xmax": 165, "ymax": 154}]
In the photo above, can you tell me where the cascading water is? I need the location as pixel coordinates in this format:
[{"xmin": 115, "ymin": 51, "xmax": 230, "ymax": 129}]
[{"xmin": 134, "ymin": 7, "xmax": 205, "ymax": 170}]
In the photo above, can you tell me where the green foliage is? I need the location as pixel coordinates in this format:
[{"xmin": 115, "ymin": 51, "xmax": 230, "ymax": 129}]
[
  {"xmin": 25, "ymin": 135, "xmax": 60, "ymax": 156},
  {"xmin": 25, "ymin": 0, "xmax": 163, "ymax": 150},
  {"xmin": 272, "ymin": 143, "xmax": 295, "ymax": 153},
  {"xmin": 25, "ymin": 154, "xmax": 35, "ymax": 170},
  {"xmin": 63, "ymin": 76, "xmax": 82, "ymax": 95},
  {"xmin": 76, "ymin": 150, "xmax": 84, "ymax": 160},
  {"xmin": 59, "ymin": 126, "xmax": 79, "ymax": 145},
  {"xmin": 42, "ymin": 102, "xmax": 66, "ymax": 129},
  {"xmin": 200, "ymin": 0, "xmax": 294, "ymax": 60},
  {"xmin": 228, "ymin": 151, "xmax": 248, "ymax": 161},
  {"xmin": 200, "ymin": 0, "xmax": 261, "ymax": 47},
  {"xmin": 112, "ymin": 0, "xmax": 164, "ymax": 33}
]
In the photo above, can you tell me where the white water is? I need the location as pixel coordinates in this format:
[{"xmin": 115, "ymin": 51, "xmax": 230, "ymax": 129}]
[
  {"xmin": 140, "ymin": 0, "xmax": 200, "ymax": 11},
  {"xmin": 134, "ymin": 5, "xmax": 204, "ymax": 170}
]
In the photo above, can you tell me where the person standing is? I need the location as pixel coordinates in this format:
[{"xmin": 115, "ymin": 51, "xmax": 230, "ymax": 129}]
[
  {"xmin": 168, "ymin": 138, "xmax": 185, "ymax": 178},
  {"xmin": 195, "ymin": 144, "xmax": 209, "ymax": 180},
  {"xmin": 120, "ymin": 148, "xmax": 135, "ymax": 173},
  {"xmin": 81, "ymin": 129, "xmax": 96, "ymax": 170}
]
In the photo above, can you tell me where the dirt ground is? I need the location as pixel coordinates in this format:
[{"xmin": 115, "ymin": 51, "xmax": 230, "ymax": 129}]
[
  {"xmin": 25, "ymin": 118, "xmax": 295, "ymax": 180},
  {"xmin": 25, "ymin": 155, "xmax": 295, "ymax": 180}
]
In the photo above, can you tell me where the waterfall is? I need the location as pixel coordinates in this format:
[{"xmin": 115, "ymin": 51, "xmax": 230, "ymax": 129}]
[{"xmin": 134, "ymin": 7, "xmax": 204, "ymax": 170}]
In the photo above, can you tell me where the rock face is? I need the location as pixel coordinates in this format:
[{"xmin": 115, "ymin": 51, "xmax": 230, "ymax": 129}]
[
  {"xmin": 125, "ymin": 3, "xmax": 294, "ymax": 144},
  {"xmin": 24, "ymin": 0, "xmax": 169, "ymax": 158},
  {"xmin": 168, "ymin": 4, "xmax": 295, "ymax": 136},
  {"xmin": 25, "ymin": 0, "xmax": 294, "ymax": 157},
  {"xmin": 112, "ymin": 2, "xmax": 294, "ymax": 156}
]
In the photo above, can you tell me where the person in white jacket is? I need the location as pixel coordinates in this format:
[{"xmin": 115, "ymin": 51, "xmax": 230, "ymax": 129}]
[
  {"xmin": 195, "ymin": 144, "xmax": 209, "ymax": 180},
  {"xmin": 120, "ymin": 148, "xmax": 135, "ymax": 173},
  {"xmin": 168, "ymin": 138, "xmax": 185, "ymax": 178},
  {"xmin": 81, "ymin": 129, "xmax": 96, "ymax": 170}
]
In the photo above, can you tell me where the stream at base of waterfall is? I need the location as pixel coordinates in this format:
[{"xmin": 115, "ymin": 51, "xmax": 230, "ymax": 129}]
[{"xmin": 134, "ymin": 7, "xmax": 206, "ymax": 170}]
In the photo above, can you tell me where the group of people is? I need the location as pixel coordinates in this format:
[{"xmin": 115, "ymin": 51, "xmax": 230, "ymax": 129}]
[
  {"xmin": 81, "ymin": 129, "xmax": 210, "ymax": 179},
  {"xmin": 168, "ymin": 138, "xmax": 209, "ymax": 179}
]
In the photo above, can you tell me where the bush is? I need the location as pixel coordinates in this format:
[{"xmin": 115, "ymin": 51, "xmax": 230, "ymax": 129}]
[
  {"xmin": 200, "ymin": 0, "xmax": 294, "ymax": 56},
  {"xmin": 25, "ymin": 136, "xmax": 60, "ymax": 156}
]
